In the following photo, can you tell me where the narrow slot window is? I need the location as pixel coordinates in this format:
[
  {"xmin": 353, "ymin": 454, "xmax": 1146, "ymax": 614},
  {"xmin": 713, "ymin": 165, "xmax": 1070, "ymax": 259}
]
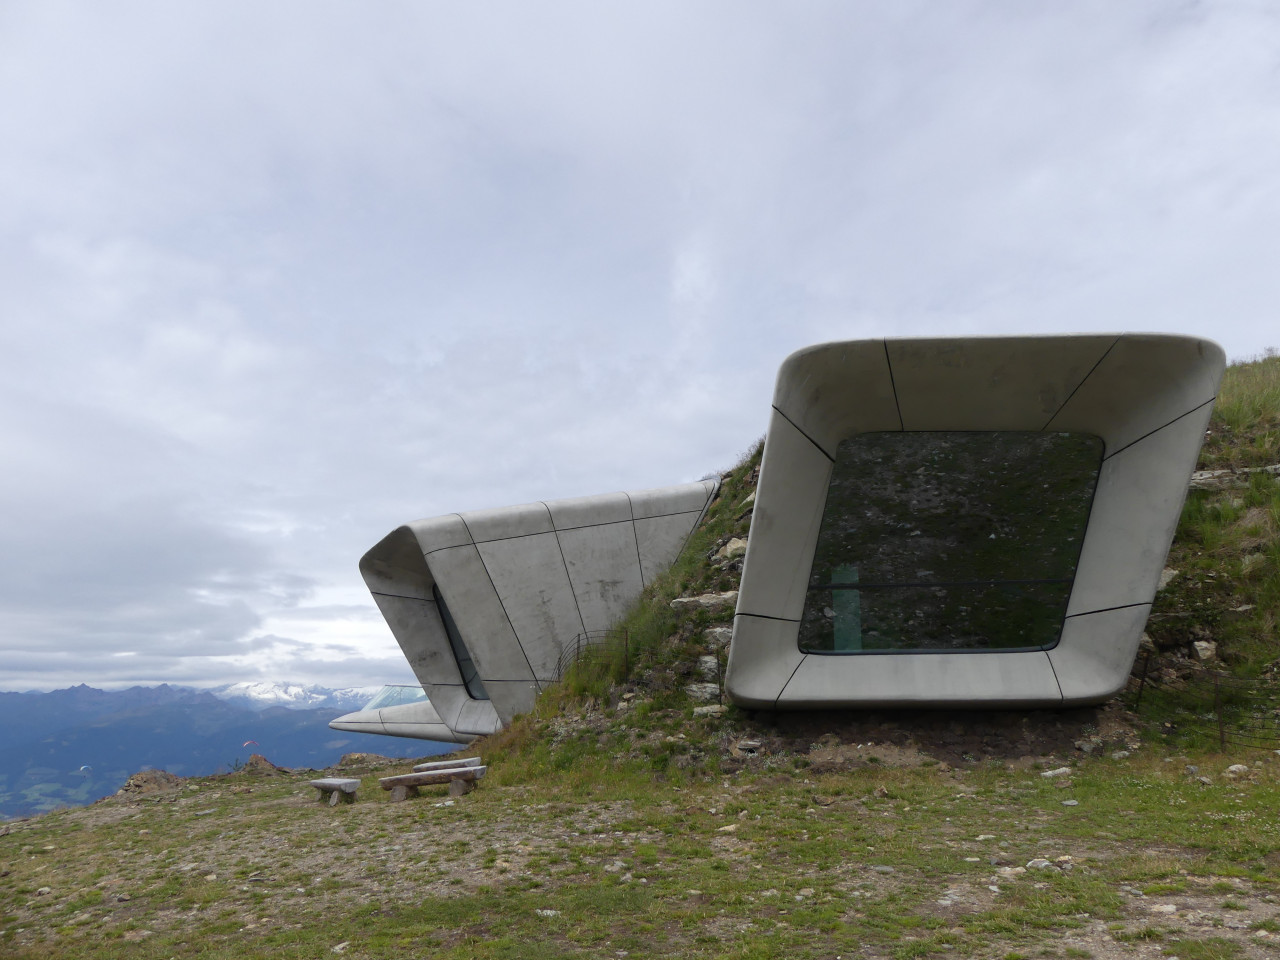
[{"xmin": 433, "ymin": 584, "xmax": 490, "ymax": 699}]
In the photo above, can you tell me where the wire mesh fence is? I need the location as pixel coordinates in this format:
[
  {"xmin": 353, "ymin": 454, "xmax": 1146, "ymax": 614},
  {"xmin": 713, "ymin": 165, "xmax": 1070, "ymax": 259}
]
[
  {"xmin": 1129, "ymin": 651, "xmax": 1280, "ymax": 750},
  {"xmin": 553, "ymin": 629, "xmax": 631, "ymax": 683}
]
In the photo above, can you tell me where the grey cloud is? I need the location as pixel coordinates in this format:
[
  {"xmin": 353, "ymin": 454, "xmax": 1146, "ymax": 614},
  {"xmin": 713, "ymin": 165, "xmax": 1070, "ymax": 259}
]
[{"xmin": 2, "ymin": 2, "xmax": 1279, "ymax": 689}]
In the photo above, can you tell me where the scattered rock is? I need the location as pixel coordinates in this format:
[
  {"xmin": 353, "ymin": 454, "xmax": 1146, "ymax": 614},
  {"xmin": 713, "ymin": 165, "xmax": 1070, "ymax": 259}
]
[
  {"xmin": 692, "ymin": 704, "xmax": 726, "ymax": 717},
  {"xmin": 1026, "ymin": 859, "xmax": 1054, "ymax": 870},
  {"xmin": 1149, "ymin": 903, "xmax": 1178, "ymax": 914},
  {"xmin": 1192, "ymin": 640, "xmax": 1217, "ymax": 661},
  {"xmin": 697, "ymin": 655, "xmax": 720, "ymax": 680},
  {"xmin": 671, "ymin": 591, "xmax": 738, "ymax": 612},
  {"xmin": 1111, "ymin": 750, "xmax": 1131, "ymax": 760},
  {"xmin": 1040, "ymin": 767, "xmax": 1073, "ymax": 778},
  {"xmin": 242, "ymin": 754, "xmax": 283, "ymax": 776},
  {"xmin": 1225, "ymin": 764, "xmax": 1250, "ymax": 777},
  {"xmin": 704, "ymin": 627, "xmax": 733, "ymax": 649},
  {"xmin": 332, "ymin": 943, "xmax": 350, "ymax": 954},
  {"xmin": 35, "ymin": 887, "xmax": 51, "ymax": 896},
  {"xmin": 1061, "ymin": 800, "xmax": 1079, "ymax": 807},
  {"xmin": 535, "ymin": 909, "xmax": 560, "ymax": 918},
  {"xmin": 871, "ymin": 865, "xmax": 894, "ymax": 874},
  {"xmin": 115, "ymin": 769, "xmax": 184, "ymax": 798},
  {"xmin": 685, "ymin": 683, "xmax": 720, "ymax": 702},
  {"xmin": 1158, "ymin": 567, "xmax": 1180, "ymax": 590},
  {"xmin": 716, "ymin": 538, "xmax": 747, "ymax": 560}
]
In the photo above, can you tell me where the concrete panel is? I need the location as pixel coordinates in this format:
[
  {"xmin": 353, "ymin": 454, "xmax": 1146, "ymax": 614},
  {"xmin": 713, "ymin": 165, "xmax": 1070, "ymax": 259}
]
[
  {"xmin": 368, "ymin": 594, "xmax": 463, "ymax": 688},
  {"xmin": 1050, "ymin": 604, "xmax": 1153, "ymax": 704},
  {"xmin": 478, "ymin": 681, "xmax": 541, "ymax": 724},
  {"xmin": 327, "ymin": 700, "xmax": 473, "ymax": 744},
  {"xmin": 635, "ymin": 511, "xmax": 701, "ymax": 586},
  {"xmin": 558, "ymin": 521, "xmax": 645, "ymax": 634},
  {"xmin": 776, "ymin": 649, "xmax": 1063, "ymax": 707},
  {"xmin": 361, "ymin": 526, "xmax": 435, "ymax": 598},
  {"xmin": 887, "ymin": 335, "xmax": 1115, "ymax": 431},
  {"xmin": 546, "ymin": 492, "xmax": 632, "ymax": 530},
  {"xmin": 454, "ymin": 699, "xmax": 503, "ymax": 737},
  {"xmin": 475, "ymin": 532, "xmax": 584, "ymax": 680},
  {"xmin": 1046, "ymin": 334, "xmax": 1225, "ymax": 454},
  {"xmin": 1065, "ymin": 404, "xmax": 1214, "ymax": 616},
  {"xmin": 724, "ymin": 614, "xmax": 807, "ymax": 708},
  {"xmin": 771, "ymin": 340, "xmax": 902, "ymax": 456},
  {"xmin": 735, "ymin": 408, "xmax": 832, "ymax": 621},
  {"xmin": 629, "ymin": 480, "xmax": 718, "ymax": 520},
  {"xmin": 460, "ymin": 503, "xmax": 554, "ymax": 543},
  {"xmin": 426, "ymin": 543, "xmax": 537, "ymax": 728},
  {"xmin": 407, "ymin": 514, "xmax": 475, "ymax": 557}
]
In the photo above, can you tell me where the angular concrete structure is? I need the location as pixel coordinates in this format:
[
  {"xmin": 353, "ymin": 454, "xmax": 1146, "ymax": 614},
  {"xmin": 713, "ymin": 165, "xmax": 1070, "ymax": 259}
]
[
  {"xmin": 726, "ymin": 334, "xmax": 1225, "ymax": 709},
  {"xmin": 336, "ymin": 480, "xmax": 718, "ymax": 743}
]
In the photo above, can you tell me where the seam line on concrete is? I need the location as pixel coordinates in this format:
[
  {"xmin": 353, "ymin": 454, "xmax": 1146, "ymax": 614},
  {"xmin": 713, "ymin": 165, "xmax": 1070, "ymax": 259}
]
[
  {"xmin": 883, "ymin": 338, "xmax": 905, "ymax": 431},
  {"xmin": 774, "ymin": 653, "xmax": 809, "ymax": 708},
  {"xmin": 1101, "ymin": 397, "xmax": 1216, "ymax": 462},
  {"xmin": 542, "ymin": 500, "xmax": 589, "ymax": 642},
  {"xmin": 1064, "ymin": 601, "xmax": 1152, "ymax": 618},
  {"xmin": 1040, "ymin": 334, "xmax": 1120, "ymax": 432},
  {"xmin": 622, "ymin": 490, "xmax": 647, "ymax": 589},
  {"xmin": 772, "ymin": 404, "xmax": 836, "ymax": 462},
  {"xmin": 421, "ymin": 509, "xmax": 706, "ymax": 552},
  {"xmin": 671, "ymin": 486, "xmax": 717, "ymax": 578},
  {"xmin": 736, "ymin": 612, "xmax": 801, "ymax": 624},
  {"xmin": 370, "ymin": 590, "xmax": 434, "ymax": 603},
  {"xmin": 456, "ymin": 514, "xmax": 541, "ymax": 690},
  {"xmin": 1043, "ymin": 649, "xmax": 1066, "ymax": 703}
]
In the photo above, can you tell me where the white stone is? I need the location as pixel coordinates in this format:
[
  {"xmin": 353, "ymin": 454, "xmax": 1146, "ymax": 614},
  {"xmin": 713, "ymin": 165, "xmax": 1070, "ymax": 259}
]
[
  {"xmin": 1192, "ymin": 640, "xmax": 1217, "ymax": 661},
  {"xmin": 686, "ymin": 683, "xmax": 720, "ymax": 702},
  {"xmin": 692, "ymin": 704, "xmax": 726, "ymax": 717},
  {"xmin": 1040, "ymin": 767, "xmax": 1073, "ymax": 778},
  {"xmin": 1158, "ymin": 568, "xmax": 1180, "ymax": 590},
  {"xmin": 716, "ymin": 538, "xmax": 748, "ymax": 560},
  {"xmin": 671, "ymin": 591, "xmax": 739, "ymax": 612}
]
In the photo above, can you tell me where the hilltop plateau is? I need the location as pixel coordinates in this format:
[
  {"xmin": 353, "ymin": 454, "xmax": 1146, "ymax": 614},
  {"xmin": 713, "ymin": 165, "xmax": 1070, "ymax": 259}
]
[{"xmin": 2, "ymin": 353, "xmax": 1278, "ymax": 959}]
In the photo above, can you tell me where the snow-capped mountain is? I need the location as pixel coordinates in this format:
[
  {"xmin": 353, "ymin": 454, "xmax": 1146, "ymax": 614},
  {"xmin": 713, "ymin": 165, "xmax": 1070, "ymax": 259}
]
[{"xmin": 210, "ymin": 681, "xmax": 382, "ymax": 712}]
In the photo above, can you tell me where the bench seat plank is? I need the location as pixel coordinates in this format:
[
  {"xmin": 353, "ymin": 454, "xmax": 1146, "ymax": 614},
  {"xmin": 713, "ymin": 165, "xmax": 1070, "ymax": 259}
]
[
  {"xmin": 412, "ymin": 756, "xmax": 482, "ymax": 773},
  {"xmin": 379, "ymin": 766, "xmax": 487, "ymax": 790}
]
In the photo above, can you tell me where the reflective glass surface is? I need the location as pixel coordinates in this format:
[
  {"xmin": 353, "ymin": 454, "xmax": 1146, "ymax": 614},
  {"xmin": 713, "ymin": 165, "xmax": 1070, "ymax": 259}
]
[
  {"xmin": 362, "ymin": 685, "xmax": 428, "ymax": 710},
  {"xmin": 798, "ymin": 431, "xmax": 1103, "ymax": 654}
]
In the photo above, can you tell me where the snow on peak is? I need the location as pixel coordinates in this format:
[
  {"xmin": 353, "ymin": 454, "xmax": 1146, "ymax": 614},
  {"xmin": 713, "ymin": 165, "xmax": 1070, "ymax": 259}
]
[{"xmin": 211, "ymin": 682, "xmax": 381, "ymax": 711}]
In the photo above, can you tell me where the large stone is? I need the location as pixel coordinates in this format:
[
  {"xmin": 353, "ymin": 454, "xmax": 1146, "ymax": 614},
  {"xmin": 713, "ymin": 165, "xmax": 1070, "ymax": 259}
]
[
  {"xmin": 1192, "ymin": 640, "xmax": 1217, "ymax": 661},
  {"xmin": 671, "ymin": 591, "xmax": 738, "ymax": 612},
  {"xmin": 686, "ymin": 683, "xmax": 720, "ymax": 702},
  {"xmin": 716, "ymin": 538, "xmax": 747, "ymax": 560}
]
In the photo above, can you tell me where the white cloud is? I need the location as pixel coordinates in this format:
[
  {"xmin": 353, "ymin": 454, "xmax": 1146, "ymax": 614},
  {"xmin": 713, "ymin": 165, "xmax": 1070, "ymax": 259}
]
[{"xmin": 2, "ymin": 1, "xmax": 1278, "ymax": 689}]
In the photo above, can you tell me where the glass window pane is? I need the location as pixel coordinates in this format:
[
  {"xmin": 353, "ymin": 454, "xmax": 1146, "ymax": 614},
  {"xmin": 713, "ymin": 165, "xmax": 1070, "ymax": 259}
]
[{"xmin": 799, "ymin": 431, "xmax": 1103, "ymax": 654}]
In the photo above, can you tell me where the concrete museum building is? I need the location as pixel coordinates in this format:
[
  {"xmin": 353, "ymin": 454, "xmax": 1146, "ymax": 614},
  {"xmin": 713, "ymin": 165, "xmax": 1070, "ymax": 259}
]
[{"xmin": 333, "ymin": 333, "xmax": 1224, "ymax": 743}]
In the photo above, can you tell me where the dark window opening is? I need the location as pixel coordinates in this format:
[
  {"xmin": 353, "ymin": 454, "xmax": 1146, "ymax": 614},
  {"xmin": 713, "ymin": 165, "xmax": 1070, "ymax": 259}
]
[
  {"xmin": 433, "ymin": 584, "xmax": 490, "ymax": 699},
  {"xmin": 798, "ymin": 431, "xmax": 1103, "ymax": 654}
]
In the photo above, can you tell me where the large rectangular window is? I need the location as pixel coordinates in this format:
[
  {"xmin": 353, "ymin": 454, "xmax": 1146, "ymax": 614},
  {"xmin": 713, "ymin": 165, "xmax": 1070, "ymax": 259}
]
[{"xmin": 798, "ymin": 431, "xmax": 1103, "ymax": 654}]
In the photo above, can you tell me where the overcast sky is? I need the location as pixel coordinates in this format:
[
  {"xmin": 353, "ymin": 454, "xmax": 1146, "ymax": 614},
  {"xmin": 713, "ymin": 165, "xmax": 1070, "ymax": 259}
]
[{"xmin": 2, "ymin": 2, "xmax": 1277, "ymax": 692}]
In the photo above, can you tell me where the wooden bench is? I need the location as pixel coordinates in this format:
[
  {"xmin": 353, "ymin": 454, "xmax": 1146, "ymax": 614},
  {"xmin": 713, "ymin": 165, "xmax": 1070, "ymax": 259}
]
[
  {"xmin": 412, "ymin": 756, "xmax": 482, "ymax": 773},
  {"xmin": 379, "ymin": 761, "xmax": 486, "ymax": 802},
  {"xmin": 309, "ymin": 777, "xmax": 361, "ymax": 806}
]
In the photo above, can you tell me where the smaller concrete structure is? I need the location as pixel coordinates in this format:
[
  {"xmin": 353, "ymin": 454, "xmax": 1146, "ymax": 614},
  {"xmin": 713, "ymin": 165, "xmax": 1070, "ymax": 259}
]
[
  {"xmin": 335, "ymin": 480, "xmax": 718, "ymax": 743},
  {"xmin": 726, "ymin": 333, "xmax": 1225, "ymax": 709}
]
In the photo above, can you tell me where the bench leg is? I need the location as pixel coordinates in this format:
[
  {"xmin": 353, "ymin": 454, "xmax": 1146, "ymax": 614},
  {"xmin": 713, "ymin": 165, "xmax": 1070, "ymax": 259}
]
[
  {"xmin": 389, "ymin": 784, "xmax": 418, "ymax": 802},
  {"xmin": 448, "ymin": 778, "xmax": 474, "ymax": 798},
  {"xmin": 328, "ymin": 789, "xmax": 344, "ymax": 807},
  {"xmin": 314, "ymin": 788, "xmax": 331, "ymax": 804}
]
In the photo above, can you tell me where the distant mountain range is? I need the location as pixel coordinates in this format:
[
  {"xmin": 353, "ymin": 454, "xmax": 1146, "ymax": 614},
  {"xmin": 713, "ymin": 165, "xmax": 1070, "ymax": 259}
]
[{"xmin": 0, "ymin": 683, "xmax": 451, "ymax": 820}]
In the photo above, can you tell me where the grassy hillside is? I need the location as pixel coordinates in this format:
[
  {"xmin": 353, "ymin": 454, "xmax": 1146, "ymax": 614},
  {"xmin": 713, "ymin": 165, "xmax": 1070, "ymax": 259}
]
[{"xmin": 3, "ymin": 354, "xmax": 1279, "ymax": 960}]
